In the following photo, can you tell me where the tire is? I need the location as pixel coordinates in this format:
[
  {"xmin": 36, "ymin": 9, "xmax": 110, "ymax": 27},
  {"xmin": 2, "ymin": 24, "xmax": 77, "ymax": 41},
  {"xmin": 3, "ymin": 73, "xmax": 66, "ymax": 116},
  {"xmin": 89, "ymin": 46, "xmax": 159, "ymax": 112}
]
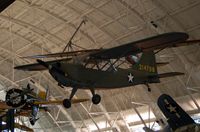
[
  {"xmin": 92, "ymin": 94, "xmax": 101, "ymax": 105},
  {"xmin": 30, "ymin": 120, "xmax": 35, "ymax": 126},
  {"xmin": 63, "ymin": 99, "xmax": 71, "ymax": 108},
  {"xmin": 6, "ymin": 88, "xmax": 26, "ymax": 108}
]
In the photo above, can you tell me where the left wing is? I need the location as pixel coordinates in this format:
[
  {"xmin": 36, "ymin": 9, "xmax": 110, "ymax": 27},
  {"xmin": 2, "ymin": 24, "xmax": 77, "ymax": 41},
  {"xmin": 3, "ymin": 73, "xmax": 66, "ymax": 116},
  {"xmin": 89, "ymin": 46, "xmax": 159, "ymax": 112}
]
[
  {"xmin": 14, "ymin": 58, "xmax": 72, "ymax": 71},
  {"xmin": 33, "ymin": 99, "xmax": 89, "ymax": 105}
]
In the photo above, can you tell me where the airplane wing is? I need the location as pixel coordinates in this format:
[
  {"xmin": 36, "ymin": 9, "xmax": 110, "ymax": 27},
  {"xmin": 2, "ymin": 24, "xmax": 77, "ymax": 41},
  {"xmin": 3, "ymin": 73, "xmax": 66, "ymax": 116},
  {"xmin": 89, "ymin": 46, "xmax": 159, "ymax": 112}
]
[
  {"xmin": 33, "ymin": 99, "xmax": 89, "ymax": 105},
  {"xmin": 14, "ymin": 58, "xmax": 72, "ymax": 71},
  {"xmin": 23, "ymin": 49, "xmax": 101, "ymax": 59},
  {"xmin": 0, "ymin": 0, "xmax": 15, "ymax": 12},
  {"xmin": 0, "ymin": 101, "xmax": 12, "ymax": 109},
  {"xmin": 89, "ymin": 32, "xmax": 192, "ymax": 59},
  {"xmin": 19, "ymin": 32, "xmax": 200, "ymax": 60},
  {"xmin": 157, "ymin": 94, "xmax": 195, "ymax": 131}
]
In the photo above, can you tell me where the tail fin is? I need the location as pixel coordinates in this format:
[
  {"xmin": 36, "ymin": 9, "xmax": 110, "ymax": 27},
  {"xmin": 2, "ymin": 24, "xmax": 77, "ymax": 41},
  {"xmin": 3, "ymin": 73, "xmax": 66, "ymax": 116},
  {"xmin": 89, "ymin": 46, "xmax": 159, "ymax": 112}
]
[
  {"xmin": 131, "ymin": 51, "xmax": 157, "ymax": 75},
  {"xmin": 38, "ymin": 88, "xmax": 49, "ymax": 101},
  {"xmin": 157, "ymin": 94, "xmax": 195, "ymax": 131}
]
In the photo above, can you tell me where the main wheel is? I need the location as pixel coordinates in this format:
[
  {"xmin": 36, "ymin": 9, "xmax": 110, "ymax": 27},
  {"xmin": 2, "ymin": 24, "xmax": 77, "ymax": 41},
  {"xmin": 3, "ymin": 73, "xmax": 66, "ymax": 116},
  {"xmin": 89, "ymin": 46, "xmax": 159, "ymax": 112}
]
[
  {"xmin": 63, "ymin": 99, "xmax": 71, "ymax": 108},
  {"xmin": 6, "ymin": 88, "xmax": 26, "ymax": 108},
  {"xmin": 148, "ymin": 87, "xmax": 151, "ymax": 92},
  {"xmin": 92, "ymin": 94, "xmax": 101, "ymax": 105}
]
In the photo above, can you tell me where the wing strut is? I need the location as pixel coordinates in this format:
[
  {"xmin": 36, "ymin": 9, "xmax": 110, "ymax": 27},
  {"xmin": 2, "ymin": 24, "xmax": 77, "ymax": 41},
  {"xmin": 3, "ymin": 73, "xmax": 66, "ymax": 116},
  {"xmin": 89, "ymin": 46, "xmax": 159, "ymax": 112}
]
[{"xmin": 62, "ymin": 19, "xmax": 86, "ymax": 53}]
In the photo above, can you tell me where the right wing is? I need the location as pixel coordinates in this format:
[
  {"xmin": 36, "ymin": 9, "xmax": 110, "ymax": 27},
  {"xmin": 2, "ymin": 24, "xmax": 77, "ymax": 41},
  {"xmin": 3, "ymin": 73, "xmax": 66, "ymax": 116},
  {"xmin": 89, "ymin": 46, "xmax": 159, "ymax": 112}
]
[
  {"xmin": 18, "ymin": 32, "xmax": 200, "ymax": 60},
  {"xmin": 14, "ymin": 58, "xmax": 72, "ymax": 71},
  {"xmin": 22, "ymin": 49, "xmax": 101, "ymax": 59}
]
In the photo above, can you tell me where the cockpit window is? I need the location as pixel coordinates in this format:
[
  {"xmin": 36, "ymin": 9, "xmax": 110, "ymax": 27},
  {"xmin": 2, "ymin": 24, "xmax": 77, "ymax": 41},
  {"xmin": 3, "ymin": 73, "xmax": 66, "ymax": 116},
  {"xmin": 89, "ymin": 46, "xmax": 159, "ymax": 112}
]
[{"xmin": 126, "ymin": 53, "xmax": 142, "ymax": 65}]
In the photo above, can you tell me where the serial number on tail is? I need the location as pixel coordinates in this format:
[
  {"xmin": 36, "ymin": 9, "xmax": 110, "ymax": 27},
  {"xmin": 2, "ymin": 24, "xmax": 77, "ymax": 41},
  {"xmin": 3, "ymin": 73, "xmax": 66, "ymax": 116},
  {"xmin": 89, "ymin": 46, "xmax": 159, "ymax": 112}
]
[{"xmin": 139, "ymin": 64, "xmax": 155, "ymax": 73}]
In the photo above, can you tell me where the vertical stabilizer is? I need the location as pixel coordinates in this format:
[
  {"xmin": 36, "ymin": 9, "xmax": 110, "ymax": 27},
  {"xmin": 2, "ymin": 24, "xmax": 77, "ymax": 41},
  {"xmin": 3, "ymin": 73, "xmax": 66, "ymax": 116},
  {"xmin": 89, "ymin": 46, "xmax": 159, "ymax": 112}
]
[
  {"xmin": 157, "ymin": 94, "xmax": 195, "ymax": 131},
  {"xmin": 132, "ymin": 51, "xmax": 157, "ymax": 75}
]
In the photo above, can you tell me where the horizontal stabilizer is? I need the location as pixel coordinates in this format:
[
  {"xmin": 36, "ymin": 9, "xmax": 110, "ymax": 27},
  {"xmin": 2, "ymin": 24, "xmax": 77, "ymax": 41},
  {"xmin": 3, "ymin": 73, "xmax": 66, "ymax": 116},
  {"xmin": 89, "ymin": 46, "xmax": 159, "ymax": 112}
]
[
  {"xmin": 174, "ymin": 39, "xmax": 200, "ymax": 47},
  {"xmin": 156, "ymin": 62, "xmax": 169, "ymax": 67},
  {"xmin": 158, "ymin": 72, "xmax": 184, "ymax": 78},
  {"xmin": 14, "ymin": 58, "xmax": 71, "ymax": 71}
]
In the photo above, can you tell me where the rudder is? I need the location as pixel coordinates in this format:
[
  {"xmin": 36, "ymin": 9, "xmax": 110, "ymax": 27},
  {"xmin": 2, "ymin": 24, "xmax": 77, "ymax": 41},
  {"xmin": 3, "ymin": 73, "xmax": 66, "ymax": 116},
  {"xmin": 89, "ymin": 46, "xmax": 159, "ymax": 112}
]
[{"xmin": 131, "ymin": 51, "xmax": 157, "ymax": 75}]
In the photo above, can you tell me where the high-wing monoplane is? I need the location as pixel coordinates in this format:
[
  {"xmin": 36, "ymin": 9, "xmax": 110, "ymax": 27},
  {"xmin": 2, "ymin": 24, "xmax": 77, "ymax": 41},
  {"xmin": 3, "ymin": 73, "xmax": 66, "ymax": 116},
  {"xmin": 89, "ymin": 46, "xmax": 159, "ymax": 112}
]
[
  {"xmin": 15, "ymin": 31, "xmax": 200, "ymax": 108},
  {"xmin": 2, "ymin": 84, "xmax": 88, "ymax": 125}
]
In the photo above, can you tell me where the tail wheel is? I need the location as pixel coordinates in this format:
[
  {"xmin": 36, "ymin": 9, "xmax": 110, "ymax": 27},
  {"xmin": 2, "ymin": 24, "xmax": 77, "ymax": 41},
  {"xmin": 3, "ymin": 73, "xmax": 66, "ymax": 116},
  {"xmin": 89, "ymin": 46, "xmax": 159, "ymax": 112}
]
[
  {"xmin": 63, "ymin": 99, "xmax": 71, "ymax": 108},
  {"xmin": 92, "ymin": 94, "xmax": 101, "ymax": 105},
  {"xmin": 30, "ymin": 120, "xmax": 35, "ymax": 126},
  {"xmin": 6, "ymin": 89, "xmax": 26, "ymax": 108}
]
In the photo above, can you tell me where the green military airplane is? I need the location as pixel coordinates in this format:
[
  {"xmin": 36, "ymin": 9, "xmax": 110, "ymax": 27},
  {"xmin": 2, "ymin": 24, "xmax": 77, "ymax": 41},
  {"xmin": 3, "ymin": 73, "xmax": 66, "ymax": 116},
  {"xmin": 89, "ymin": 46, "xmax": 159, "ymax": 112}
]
[{"xmin": 15, "ymin": 32, "xmax": 200, "ymax": 108}]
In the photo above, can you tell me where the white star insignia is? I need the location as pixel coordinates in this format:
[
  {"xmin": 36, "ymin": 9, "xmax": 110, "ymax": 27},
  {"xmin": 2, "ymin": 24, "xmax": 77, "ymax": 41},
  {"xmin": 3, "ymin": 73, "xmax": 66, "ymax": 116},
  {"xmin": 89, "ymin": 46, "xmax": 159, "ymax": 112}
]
[
  {"xmin": 128, "ymin": 73, "xmax": 134, "ymax": 83},
  {"xmin": 167, "ymin": 105, "xmax": 177, "ymax": 113}
]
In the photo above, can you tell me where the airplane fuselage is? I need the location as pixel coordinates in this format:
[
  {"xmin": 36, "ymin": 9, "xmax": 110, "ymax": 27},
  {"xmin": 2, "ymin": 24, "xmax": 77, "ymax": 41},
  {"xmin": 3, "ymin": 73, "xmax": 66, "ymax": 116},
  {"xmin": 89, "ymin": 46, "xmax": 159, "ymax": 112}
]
[{"xmin": 49, "ymin": 62, "xmax": 159, "ymax": 89}]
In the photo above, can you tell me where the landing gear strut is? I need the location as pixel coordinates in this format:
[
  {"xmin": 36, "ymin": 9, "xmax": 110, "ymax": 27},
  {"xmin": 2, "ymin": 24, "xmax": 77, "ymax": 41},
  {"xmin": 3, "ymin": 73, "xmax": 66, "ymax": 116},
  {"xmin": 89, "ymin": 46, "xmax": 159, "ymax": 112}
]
[
  {"xmin": 63, "ymin": 87, "xmax": 101, "ymax": 109},
  {"xmin": 63, "ymin": 88, "xmax": 77, "ymax": 109},
  {"xmin": 145, "ymin": 83, "xmax": 151, "ymax": 92}
]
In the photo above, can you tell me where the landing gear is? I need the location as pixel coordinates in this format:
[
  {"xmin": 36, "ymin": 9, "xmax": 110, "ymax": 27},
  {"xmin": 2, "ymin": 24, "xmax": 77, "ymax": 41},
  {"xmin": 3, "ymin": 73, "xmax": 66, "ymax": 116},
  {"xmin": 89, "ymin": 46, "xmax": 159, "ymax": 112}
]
[
  {"xmin": 145, "ymin": 83, "xmax": 151, "ymax": 92},
  {"xmin": 148, "ymin": 87, "xmax": 151, "ymax": 92},
  {"xmin": 63, "ymin": 87, "xmax": 101, "ymax": 108},
  {"xmin": 63, "ymin": 88, "xmax": 77, "ymax": 109},
  {"xmin": 30, "ymin": 120, "xmax": 35, "ymax": 126},
  {"xmin": 63, "ymin": 99, "xmax": 71, "ymax": 108},
  {"xmin": 90, "ymin": 88, "xmax": 101, "ymax": 105},
  {"xmin": 92, "ymin": 94, "xmax": 101, "ymax": 104}
]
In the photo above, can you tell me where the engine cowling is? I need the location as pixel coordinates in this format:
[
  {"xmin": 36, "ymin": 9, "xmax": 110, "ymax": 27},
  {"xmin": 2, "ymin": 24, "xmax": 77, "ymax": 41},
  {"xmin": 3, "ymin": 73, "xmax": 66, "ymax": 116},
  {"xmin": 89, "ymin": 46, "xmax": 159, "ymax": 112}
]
[
  {"xmin": 6, "ymin": 88, "xmax": 27, "ymax": 108},
  {"xmin": 49, "ymin": 63, "xmax": 68, "ymax": 87}
]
